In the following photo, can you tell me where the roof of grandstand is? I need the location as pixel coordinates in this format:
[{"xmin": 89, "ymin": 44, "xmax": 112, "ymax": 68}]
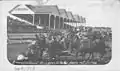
[
  {"xmin": 66, "ymin": 11, "xmax": 74, "ymax": 20},
  {"xmin": 59, "ymin": 9, "xmax": 68, "ymax": 18},
  {"xmin": 26, "ymin": 5, "xmax": 60, "ymax": 16},
  {"xmin": 73, "ymin": 15, "xmax": 80, "ymax": 22}
]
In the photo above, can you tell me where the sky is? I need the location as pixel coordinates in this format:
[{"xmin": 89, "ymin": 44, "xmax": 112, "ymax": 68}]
[{"xmin": 1, "ymin": 0, "xmax": 120, "ymax": 27}]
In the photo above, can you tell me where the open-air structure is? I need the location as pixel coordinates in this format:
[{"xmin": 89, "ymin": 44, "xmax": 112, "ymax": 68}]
[{"xmin": 9, "ymin": 4, "xmax": 85, "ymax": 31}]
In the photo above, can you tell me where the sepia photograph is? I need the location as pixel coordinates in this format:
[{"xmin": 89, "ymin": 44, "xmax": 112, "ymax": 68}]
[
  {"xmin": 2, "ymin": 0, "xmax": 120, "ymax": 71},
  {"xmin": 6, "ymin": 0, "xmax": 112, "ymax": 65}
]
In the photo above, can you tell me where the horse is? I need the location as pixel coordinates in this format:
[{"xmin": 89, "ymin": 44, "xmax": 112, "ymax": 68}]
[{"xmin": 70, "ymin": 35, "xmax": 95, "ymax": 61}]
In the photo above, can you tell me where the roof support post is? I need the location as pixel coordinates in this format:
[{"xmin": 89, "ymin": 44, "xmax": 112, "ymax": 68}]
[
  {"xmin": 76, "ymin": 22, "xmax": 77, "ymax": 28},
  {"xmin": 63, "ymin": 21, "xmax": 64, "ymax": 29},
  {"xmin": 33, "ymin": 14, "xmax": 35, "ymax": 25},
  {"xmin": 39, "ymin": 16, "xmax": 41, "ymax": 25},
  {"xmin": 48, "ymin": 14, "xmax": 51, "ymax": 30},
  {"xmin": 59, "ymin": 18, "xmax": 61, "ymax": 29},
  {"xmin": 54, "ymin": 16, "xmax": 56, "ymax": 29},
  {"xmin": 68, "ymin": 22, "xmax": 70, "ymax": 29}
]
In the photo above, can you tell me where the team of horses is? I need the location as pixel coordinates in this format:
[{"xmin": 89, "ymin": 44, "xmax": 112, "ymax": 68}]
[{"xmin": 25, "ymin": 30, "xmax": 111, "ymax": 63}]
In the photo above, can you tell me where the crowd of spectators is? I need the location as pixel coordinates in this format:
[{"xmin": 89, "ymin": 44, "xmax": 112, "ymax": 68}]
[
  {"xmin": 7, "ymin": 16, "xmax": 112, "ymax": 65},
  {"xmin": 23, "ymin": 26, "xmax": 112, "ymax": 65}
]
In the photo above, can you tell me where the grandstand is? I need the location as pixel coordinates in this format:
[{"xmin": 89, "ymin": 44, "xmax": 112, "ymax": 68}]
[
  {"xmin": 9, "ymin": 4, "xmax": 86, "ymax": 30},
  {"xmin": 7, "ymin": 4, "xmax": 89, "ymax": 64},
  {"xmin": 7, "ymin": 4, "xmax": 86, "ymax": 44}
]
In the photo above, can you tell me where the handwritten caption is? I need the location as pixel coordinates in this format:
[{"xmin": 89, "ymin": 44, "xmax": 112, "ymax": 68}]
[{"xmin": 14, "ymin": 66, "xmax": 35, "ymax": 71}]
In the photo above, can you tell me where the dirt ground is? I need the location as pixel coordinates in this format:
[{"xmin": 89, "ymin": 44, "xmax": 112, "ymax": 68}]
[{"xmin": 7, "ymin": 43, "xmax": 29, "ymax": 61}]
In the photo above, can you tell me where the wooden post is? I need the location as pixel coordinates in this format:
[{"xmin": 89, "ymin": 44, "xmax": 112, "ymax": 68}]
[
  {"xmin": 33, "ymin": 14, "xmax": 35, "ymax": 25},
  {"xmin": 39, "ymin": 16, "xmax": 41, "ymax": 25},
  {"xmin": 63, "ymin": 19, "xmax": 64, "ymax": 29},
  {"xmin": 59, "ymin": 18, "xmax": 61, "ymax": 29},
  {"xmin": 76, "ymin": 22, "xmax": 77, "ymax": 28},
  {"xmin": 49, "ymin": 14, "xmax": 51, "ymax": 29},
  {"xmin": 54, "ymin": 16, "xmax": 56, "ymax": 29}
]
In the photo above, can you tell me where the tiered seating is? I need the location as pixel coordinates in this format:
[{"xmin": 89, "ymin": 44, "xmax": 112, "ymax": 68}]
[
  {"xmin": 13, "ymin": 14, "xmax": 33, "ymax": 23},
  {"xmin": 8, "ymin": 39, "xmax": 33, "ymax": 44},
  {"xmin": 7, "ymin": 16, "xmax": 38, "ymax": 44},
  {"xmin": 7, "ymin": 16, "xmax": 37, "ymax": 33},
  {"xmin": 8, "ymin": 33, "xmax": 36, "ymax": 40},
  {"xmin": 8, "ymin": 33, "xmax": 36, "ymax": 44}
]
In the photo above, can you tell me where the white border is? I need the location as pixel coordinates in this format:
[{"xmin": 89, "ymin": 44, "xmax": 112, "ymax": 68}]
[{"xmin": 0, "ymin": 1, "xmax": 120, "ymax": 71}]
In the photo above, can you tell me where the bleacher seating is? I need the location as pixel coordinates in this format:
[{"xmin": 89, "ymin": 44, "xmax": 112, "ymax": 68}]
[
  {"xmin": 8, "ymin": 33, "xmax": 36, "ymax": 40},
  {"xmin": 13, "ymin": 14, "xmax": 33, "ymax": 23}
]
